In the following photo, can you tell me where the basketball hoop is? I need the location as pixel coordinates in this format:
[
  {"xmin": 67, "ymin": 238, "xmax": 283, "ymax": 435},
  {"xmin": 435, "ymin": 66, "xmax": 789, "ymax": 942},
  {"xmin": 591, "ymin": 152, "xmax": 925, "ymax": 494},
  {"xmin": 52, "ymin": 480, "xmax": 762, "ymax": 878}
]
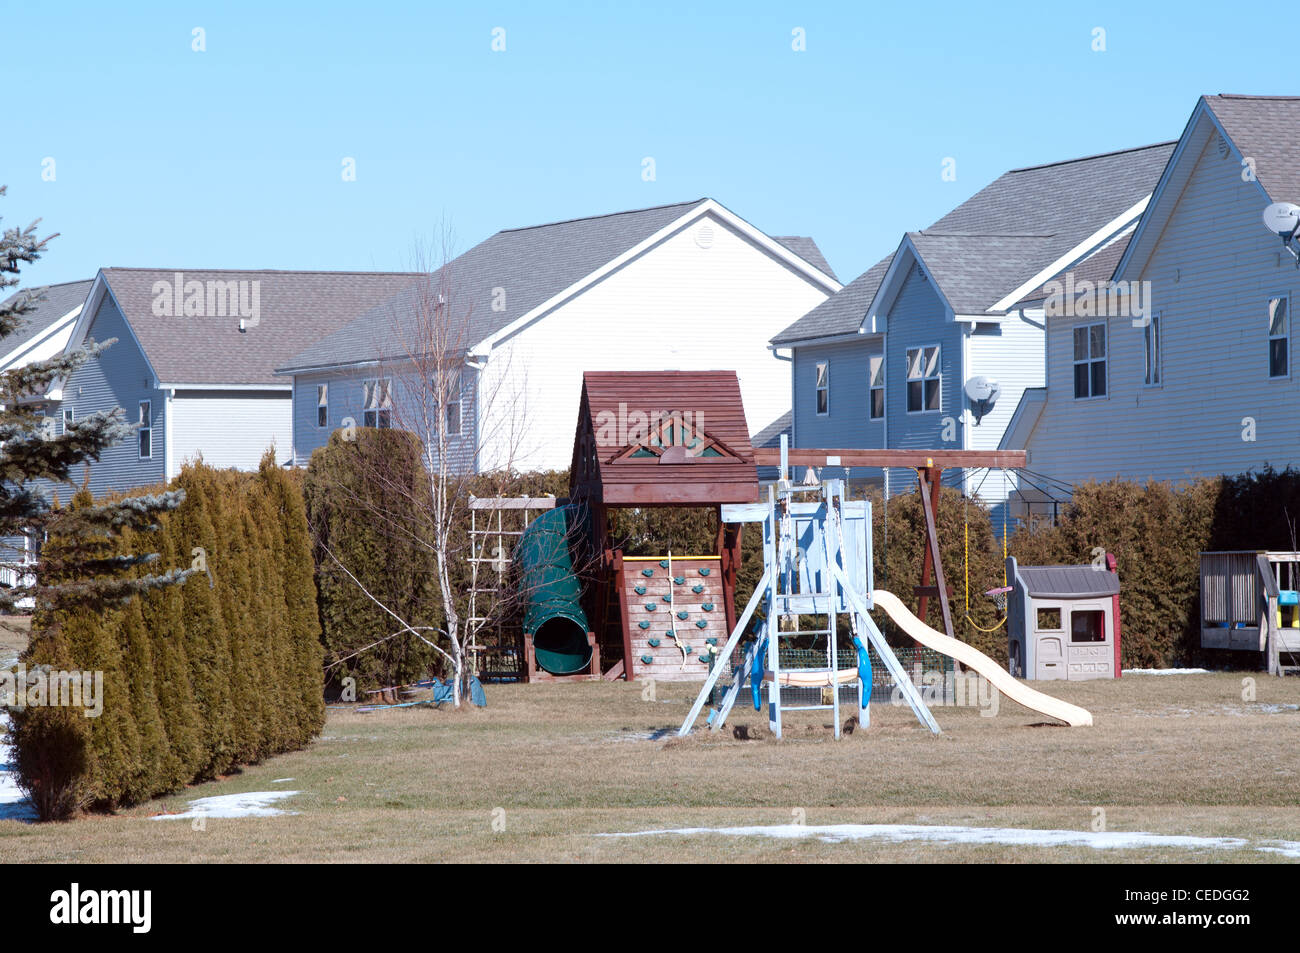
[{"xmin": 985, "ymin": 585, "xmax": 1013, "ymax": 613}]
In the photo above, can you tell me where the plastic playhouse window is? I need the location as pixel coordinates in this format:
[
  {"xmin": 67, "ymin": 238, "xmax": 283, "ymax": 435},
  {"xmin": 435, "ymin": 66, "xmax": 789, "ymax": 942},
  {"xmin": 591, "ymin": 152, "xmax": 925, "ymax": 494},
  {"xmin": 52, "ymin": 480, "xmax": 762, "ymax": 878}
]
[
  {"xmin": 1036, "ymin": 607, "xmax": 1061, "ymax": 631},
  {"xmin": 1070, "ymin": 609, "xmax": 1106, "ymax": 643}
]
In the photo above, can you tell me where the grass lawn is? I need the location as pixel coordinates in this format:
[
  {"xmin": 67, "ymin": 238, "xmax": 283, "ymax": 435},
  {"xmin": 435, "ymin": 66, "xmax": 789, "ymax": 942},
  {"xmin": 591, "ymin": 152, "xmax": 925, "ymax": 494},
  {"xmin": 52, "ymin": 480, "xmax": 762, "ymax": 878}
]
[{"xmin": 3, "ymin": 659, "xmax": 1299, "ymax": 863}]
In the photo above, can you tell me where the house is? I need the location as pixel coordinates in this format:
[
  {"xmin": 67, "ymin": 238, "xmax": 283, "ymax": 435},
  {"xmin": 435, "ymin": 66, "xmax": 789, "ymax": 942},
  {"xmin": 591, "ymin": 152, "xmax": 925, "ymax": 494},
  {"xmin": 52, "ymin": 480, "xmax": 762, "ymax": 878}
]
[
  {"xmin": 771, "ymin": 142, "xmax": 1174, "ymax": 517},
  {"xmin": 275, "ymin": 199, "xmax": 841, "ymax": 472},
  {"xmin": 0, "ymin": 278, "xmax": 94, "ymax": 592},
  {"xmin": 45, "ymin": 268, "xmax": 421, "ymax": 497},
  {"xmin": 0, "ymin": 278, "xmax": 94, "ymax": 382},
  {"xmin": 1002, "ymin": 95, "xmax": 1300, "ymax": 520}
]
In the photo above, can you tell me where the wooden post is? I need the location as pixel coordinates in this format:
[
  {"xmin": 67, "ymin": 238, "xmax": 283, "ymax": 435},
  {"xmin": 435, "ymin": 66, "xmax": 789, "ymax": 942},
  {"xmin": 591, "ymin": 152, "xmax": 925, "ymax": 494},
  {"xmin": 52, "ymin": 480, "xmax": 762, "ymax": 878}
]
[
  {"xmin": 611, "ymin": 550, "xmax": 635, "ymax": 680},
  {"xmin": 916, "ymin": 466, "xmax": 956, "ymax": 642}
]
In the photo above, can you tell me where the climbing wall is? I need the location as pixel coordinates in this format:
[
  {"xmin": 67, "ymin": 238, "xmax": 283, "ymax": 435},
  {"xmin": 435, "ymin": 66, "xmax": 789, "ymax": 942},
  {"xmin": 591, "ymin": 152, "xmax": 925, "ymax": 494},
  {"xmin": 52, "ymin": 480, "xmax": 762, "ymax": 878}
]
[{"xmin": 622, "ymin": 557, "xmax": 729, "ymax": 681}]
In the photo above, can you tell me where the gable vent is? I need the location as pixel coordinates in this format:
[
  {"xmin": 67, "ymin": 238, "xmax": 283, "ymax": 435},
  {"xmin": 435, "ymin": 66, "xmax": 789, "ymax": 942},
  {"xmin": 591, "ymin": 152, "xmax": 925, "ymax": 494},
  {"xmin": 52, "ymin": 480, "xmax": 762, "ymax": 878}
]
[
  {"xmin": 1218, "ymin": 134, "xmax": 1231, "ymax": 159},
  {"xmin": 695, "ymin": 224, "xmax": 714, "ymax": 249}
]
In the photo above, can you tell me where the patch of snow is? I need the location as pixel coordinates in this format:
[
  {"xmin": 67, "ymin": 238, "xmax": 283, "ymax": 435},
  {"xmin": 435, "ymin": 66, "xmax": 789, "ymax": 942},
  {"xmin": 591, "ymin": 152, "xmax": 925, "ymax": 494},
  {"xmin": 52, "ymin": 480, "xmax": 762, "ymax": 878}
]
[
  {"xmin": 597, "ymin": 823, "xmax": 1300, "ymax": 858},
  {"xmin": 270, "ymin": 778, "xmax": 295, "ymax": 783},
  {"xmin": 0, "ymin": 710, "xmax": 36, "ymax": 821},
  {"xmin": 1122, "ymin": 668, "xmax": 1211, "ymax": 675},
  {"xmin": 152, "ymin": 790, "xmax": 300, "ymax": 820}
]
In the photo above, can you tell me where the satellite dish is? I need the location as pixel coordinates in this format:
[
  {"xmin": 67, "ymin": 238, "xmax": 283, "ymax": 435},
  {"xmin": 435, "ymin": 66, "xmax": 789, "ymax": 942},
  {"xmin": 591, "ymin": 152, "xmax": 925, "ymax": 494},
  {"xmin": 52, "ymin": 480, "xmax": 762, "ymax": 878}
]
[
  {"xmin": 963, "ymin": 376, "xmax": 1001, "ymax": 425},
  {"xmin": 1263, "ymin": 202, "xmax": 1300, "ymax": 238}
]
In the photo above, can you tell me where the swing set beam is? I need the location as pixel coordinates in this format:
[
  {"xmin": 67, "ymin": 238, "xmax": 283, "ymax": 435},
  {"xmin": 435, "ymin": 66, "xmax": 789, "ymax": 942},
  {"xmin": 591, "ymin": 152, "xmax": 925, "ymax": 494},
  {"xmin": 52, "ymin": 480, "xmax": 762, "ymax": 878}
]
[{"xmin": 752, "ymin": 448, "xmax": 1026, "ymax": 640}]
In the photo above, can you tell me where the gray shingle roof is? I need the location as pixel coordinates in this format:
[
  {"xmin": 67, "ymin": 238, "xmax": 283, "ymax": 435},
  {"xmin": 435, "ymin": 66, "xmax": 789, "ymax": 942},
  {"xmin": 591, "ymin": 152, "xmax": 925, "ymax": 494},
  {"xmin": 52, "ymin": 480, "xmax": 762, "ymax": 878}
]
[
  {"xmin": 0, "ymin": 278, "xmax": 93, "ymax": 360},
  {"xmin": 98, "ymin": 268, "xmax": 423, "ymax": 386},
  {"xmin": 1017, "ymin": 564, "xmax": 1119, "ymax": 599},
  {"xmin": 1203, "ymin": 95, "xmax": 1300, "ymax": 204},
  {"xmin": 751, "ymin": 410, "xmax": 792, "ymax": 448},
  {"xmin": 773, "ymin": 237, "xmax": 837, "ymax": 281},
  {"xmin": 1015, "ymin": 230, "xmax": 1134, "ymax": 307},
  {"xmin": 771, "ymin": 254, "xmax": 893, "ymax": 345},
  {"xmin": 908, "ymin": 232, "xmax": 1060, "ymax": 314},
  {"xmin": 277, "ymin": 199, "xmax": 714, "ymax": 373},
  {"xmin": 772, "ymin": 141, "xmax": 1175, "ymax": 343}
]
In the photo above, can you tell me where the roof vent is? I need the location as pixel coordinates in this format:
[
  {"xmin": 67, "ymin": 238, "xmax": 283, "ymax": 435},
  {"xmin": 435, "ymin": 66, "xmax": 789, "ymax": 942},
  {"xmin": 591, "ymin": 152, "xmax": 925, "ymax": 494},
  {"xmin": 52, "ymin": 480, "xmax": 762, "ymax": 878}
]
[
  {"xmin": 1217, "ymin": 134, "xmax": 1231, "ymax": 159},
  {"xmin": 695, "ymin": 224, "xmax": 714, "ymax": 249}
]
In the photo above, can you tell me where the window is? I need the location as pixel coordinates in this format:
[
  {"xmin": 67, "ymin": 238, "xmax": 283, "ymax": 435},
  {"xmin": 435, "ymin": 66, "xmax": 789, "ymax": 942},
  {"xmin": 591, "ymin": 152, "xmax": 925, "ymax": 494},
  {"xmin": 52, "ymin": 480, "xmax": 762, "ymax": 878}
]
[
  {"xmin": 869, "ymin": 355, "xmax": 884, "ymax": 419},
  {"xmin": 1036, "ymin": 607, "xmax": 1062, "ymax": 631},
  {"xmin": 1070, "ymin": 609, "xmax": 1106, "ymax": 643},
  {"xmin": 905, "ymin": 345, "xmax": 941, "ymax": 413},
  {"xmin": 441, "ymin": 368, "xmax": 463, "ymax": 436},
  {"xmin": 1143, "ymin": 315, "xmax": 1161, "ymax": 386},
  {"xmin": 815, "ymin": 361, "xmax": 829, "ymax": 415},
  {"xmin": 363, "ymin": 379, "xmax": 391, "ymax": 428},
  {"xmin": 316, "ymin": 384, "xmax": 328, "ymax": 428},
  {"xmin": 1072, "ymin": 322, "xmax": 1107, "ymax": 399},
  {"xmin": 62, "ymin": 407, "xmax": 74, "ymax": 434},
  {"xmin": 1269, "ymin": 295, "xmax": 1289, "ymax": 378},
  {"xmin": 138, "ymin": 401, "xmax": 152, "ymax": 459}
]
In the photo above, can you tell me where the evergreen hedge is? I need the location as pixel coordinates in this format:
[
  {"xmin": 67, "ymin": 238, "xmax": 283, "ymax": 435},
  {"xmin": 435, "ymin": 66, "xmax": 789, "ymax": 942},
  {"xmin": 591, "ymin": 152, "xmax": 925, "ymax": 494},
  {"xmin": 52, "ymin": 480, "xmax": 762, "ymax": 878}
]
[
  {"xmin": 1008, "ymin": 468, "xmax": 1300, "ymax": 668},
  {"xmin": 12, "ymin": 454, "xmax": 324, "ymax": 817},
  {"xmin": 303, "ymin": 429, "xmax": 442, "ymax": 693}
]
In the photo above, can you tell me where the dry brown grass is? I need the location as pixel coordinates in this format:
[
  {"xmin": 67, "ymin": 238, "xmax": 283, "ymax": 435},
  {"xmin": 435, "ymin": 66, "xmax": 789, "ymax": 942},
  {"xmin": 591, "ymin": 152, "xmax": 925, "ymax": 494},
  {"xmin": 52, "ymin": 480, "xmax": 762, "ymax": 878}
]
[{"xmin": 2, "ymin": 668, "xmax": 1299, "ymax": 862}]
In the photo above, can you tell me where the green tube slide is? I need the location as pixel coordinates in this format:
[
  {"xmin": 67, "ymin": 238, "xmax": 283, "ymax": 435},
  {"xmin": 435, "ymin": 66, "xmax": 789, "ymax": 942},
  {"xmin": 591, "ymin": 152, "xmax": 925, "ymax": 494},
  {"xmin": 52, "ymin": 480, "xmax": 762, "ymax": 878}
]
[{"xmin": 516, "ymin": 504, "xmax": 592, "ymax": 675}]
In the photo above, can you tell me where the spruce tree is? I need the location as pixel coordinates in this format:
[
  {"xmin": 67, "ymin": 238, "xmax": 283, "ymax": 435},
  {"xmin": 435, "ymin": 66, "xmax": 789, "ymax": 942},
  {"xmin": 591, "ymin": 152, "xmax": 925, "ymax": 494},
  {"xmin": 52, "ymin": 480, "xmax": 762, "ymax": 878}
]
[{"xmin": 2, "ymin": 189, "xmax": 189, "ymax": 819}]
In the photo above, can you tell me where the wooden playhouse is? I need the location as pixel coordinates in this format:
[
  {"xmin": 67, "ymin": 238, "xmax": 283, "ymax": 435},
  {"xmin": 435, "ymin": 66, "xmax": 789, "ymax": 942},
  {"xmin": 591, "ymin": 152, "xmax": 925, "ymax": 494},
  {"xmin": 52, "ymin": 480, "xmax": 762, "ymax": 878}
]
[
  {"xmin": 569, "ymin": 370, "xmax": 759, "ymax": 681},
  {"xmin": 1199, "ymin": 551, "xmax": 1300, "ymax": 675}
]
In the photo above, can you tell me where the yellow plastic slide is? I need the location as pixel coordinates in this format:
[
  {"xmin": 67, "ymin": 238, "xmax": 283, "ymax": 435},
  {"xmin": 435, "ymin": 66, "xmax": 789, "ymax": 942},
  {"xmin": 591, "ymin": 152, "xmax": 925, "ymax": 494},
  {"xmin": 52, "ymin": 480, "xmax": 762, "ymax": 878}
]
[{"xmin": 872, "ymin": 589, "xmax": 1093, "ymax": 727}]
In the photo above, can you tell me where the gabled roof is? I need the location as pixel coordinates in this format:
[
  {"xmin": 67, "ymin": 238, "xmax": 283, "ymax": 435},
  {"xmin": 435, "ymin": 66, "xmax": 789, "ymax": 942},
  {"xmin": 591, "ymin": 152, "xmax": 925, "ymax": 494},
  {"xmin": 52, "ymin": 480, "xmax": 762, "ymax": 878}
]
[
  {"xmin": 906, "ymin": 232, "xmax": 1060, "ymax": 315},
  {"xmin": 773, "ymin": 141, "xmax": 1174, "ymax": 343},
  {"xmin": 773, "ymin": 237, "xmax": 837, "ymax": 281},
  {"xmin": 75, "ymin": 268, "xmax": 422, "ymax": 387},
  {"xmin": 0, "ymin": 278, "xmax": 93, "ymax": 365},
  {"xmin": 570, "ymin": 370, "xmax": 759, "ymax": 506},
  {"xmin": 1015, "ymin": 229, "xmax": 1135, "ymax": 307},
  {"xmin": 771, "ymin": 254, "xmax": 892, "ymax": 345},
  {"xmin": 1117, "ymin": 95, "xmax": 1300, "ymax": 281},
  {"xmin": 1203, "ymin": 95, "xmax": 1300, "ymax": 204},
  {"xmin": 277, "ymin": 199, "xmax": 839, "ymax": 374}
]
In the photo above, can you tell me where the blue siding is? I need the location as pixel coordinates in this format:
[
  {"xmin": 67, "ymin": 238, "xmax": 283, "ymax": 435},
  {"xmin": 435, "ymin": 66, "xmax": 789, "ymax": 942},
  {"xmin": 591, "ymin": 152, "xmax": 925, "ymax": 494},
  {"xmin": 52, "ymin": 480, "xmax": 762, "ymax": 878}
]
[
  {"xmin": 290, "ymin": 362, "xmax": 480, "ymax": 473},
  {"xmin": 884, "ymin": 263, "xmax": 965, "ymax": 452},
  {"xmin": 790, "ymin": 338, "xmax": 885, "ymax": 450},
  {"xmin": 43, "ymin": 295, "xmax": 166, "ymax": 500}
]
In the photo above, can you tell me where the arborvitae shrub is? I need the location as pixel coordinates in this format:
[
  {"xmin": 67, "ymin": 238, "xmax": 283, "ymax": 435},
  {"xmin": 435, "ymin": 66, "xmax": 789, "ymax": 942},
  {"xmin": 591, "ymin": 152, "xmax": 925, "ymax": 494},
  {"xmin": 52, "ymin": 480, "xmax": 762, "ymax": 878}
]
[
  {"xmin": 303, "ymin": 429, "xmax": 442, "ymax": 692},
  {"xmin": 14, "ymin": 459, "xmax": 325, "ymax": 816}
]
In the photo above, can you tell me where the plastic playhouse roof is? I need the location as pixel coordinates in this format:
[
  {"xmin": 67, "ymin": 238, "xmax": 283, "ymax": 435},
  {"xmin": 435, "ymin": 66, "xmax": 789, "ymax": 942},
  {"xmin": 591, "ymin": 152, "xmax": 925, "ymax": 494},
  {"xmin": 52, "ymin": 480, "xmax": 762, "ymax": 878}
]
[{"xmin": 1018, "ymin": 565, "xmax": 1119, "ymax": 599}]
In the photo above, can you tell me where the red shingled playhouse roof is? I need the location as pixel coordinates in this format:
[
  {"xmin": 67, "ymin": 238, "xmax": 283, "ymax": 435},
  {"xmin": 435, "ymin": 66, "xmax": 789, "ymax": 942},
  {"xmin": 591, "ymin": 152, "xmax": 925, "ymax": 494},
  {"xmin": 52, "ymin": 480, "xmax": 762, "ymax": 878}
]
[{"xmin": 571, "ymin": 371, "xmax": 760, "ymax": 506}]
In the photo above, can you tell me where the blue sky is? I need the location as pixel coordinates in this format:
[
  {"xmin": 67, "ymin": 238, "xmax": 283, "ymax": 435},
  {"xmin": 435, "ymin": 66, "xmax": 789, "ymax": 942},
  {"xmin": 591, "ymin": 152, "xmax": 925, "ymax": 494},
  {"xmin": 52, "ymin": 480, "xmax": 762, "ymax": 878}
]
[{"xmin": 3, "ymin": 0, "xmax": 1295, "ymax": 289}]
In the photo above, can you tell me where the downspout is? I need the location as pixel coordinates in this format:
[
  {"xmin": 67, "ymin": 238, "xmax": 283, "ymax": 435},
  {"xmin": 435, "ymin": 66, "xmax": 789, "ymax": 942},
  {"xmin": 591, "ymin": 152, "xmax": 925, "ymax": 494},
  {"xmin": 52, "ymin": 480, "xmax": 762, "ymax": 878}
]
[
  {"xmin": 769, "ymin": 344, "xmax": 794, "ymax": 449},
  {"xmin": 880, "ymin": 327, "xmax": 889, "ymax": 499},
  {"xmin": 164, "ymin": 388, "xmax": 175, "ymax": 482}
]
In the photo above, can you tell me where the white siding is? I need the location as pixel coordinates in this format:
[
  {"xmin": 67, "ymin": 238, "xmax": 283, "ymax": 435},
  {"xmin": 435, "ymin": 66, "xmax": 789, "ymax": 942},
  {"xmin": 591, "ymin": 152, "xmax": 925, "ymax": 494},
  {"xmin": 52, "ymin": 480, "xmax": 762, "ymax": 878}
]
[
  {"xmin": 1025, "ymin": 131, "xmax": 1300, "ymax": 488},
  {"xmin": 965, "ymin": 309, "xmax": 1045, "ymax": 507},
  {"xmin": 477, "ymin": 211, "xmax": 832, "ymax": 471},
  {"xmin": 0, "ymin": 312, "xmax": 78, "ymax": 371},
  {"xmin": 170, "ymin": 390, "xmax": 293, "ymax": 474}
]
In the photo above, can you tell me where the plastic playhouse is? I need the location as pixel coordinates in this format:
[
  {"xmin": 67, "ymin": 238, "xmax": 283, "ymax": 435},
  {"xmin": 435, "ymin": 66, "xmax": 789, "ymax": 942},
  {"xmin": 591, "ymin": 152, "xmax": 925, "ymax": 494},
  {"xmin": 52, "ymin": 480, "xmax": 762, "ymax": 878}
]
[{"xmin": 1005, "ymin": 554, "xmax": 1121, "ymax": 680}]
